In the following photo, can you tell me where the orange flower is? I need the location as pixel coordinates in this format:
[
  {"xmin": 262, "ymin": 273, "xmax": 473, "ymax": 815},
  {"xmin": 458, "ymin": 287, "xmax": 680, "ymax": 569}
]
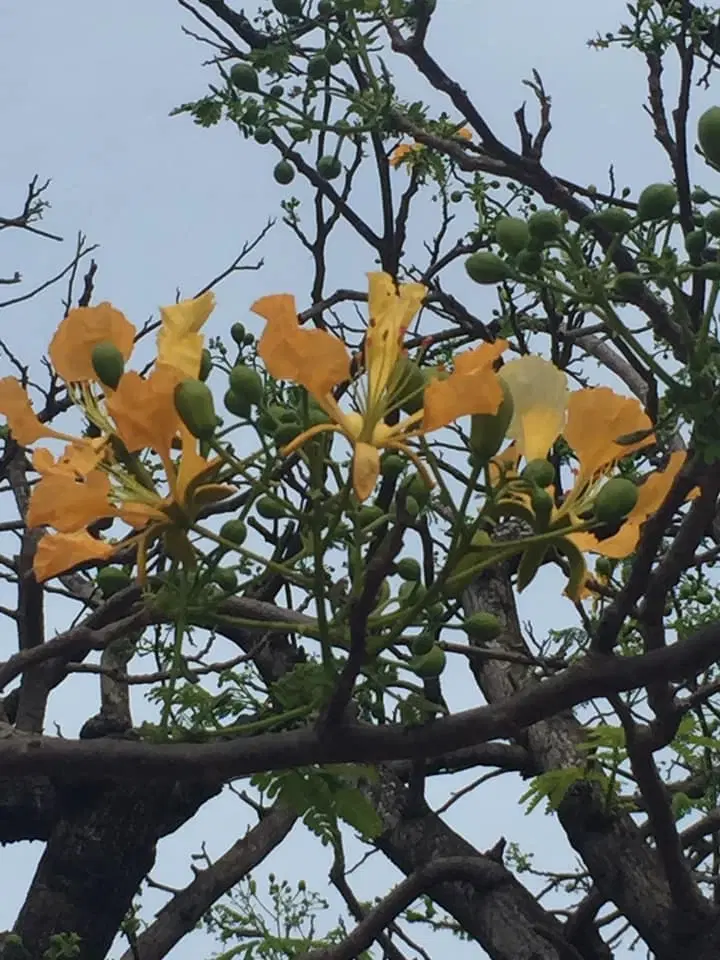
[
  {"xmin": 389, "ymin": 143, "xmax": 423, "ymax": 167},
  {"xmin": 34, "ymin": 531, "xmax": 115, "ymax": 582},
  {"xmin": 106, "ymin": 365, "xmax": 183, "ymax": 460},
  {"xmin": 156, "ymin": 290, "xmax": 215, "ymax": 378},
  {"xmin": 254, "ymin": 272, "xmax": 505, "ymax": 500},
  {"xmin": 0, "ymin": 378, "xmax": 74, "ymax": 446}
]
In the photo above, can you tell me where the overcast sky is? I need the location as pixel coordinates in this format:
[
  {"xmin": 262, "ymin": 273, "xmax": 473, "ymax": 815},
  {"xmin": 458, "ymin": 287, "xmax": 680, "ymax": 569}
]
[{"xmin": 0, "ymin": 1, "xmax": 711, "ymax": 957}]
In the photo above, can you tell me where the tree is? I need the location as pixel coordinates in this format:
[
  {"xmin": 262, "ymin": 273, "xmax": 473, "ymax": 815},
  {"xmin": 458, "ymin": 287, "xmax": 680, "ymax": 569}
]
[{"xmin": 2, "ymin": 0, "xmax": 720, "ymax": 957}]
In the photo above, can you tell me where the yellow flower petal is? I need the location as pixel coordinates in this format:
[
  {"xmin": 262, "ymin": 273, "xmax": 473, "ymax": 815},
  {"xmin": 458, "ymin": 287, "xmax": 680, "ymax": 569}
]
[
  {"xmin": 48, "ymin": 303, "xmax": 136, "ymax": 383},
  {"xmin": 33, "ymin": 531, "xmax": 115, "ymax": 582},
  {"xmin": 500, "ymin": 356, "xmax": 568, "ymax": 462},
  {"xmin": 33, "ymin": 439, "xmax": 106, "ymax": 478},
  {"xmin": 27, "ymin": 470, "xmax": 114, "ymax": 533},
  {"xmin": 565, "ymin": 388, "xmax": 654, "ymax": 479},
  {"xmin": 107, "ymin": 364, "xmax": 182, "ymax": 457},
  {"xmin": 254, "ymin": 293, "xmax": 351, "ymax": 400},
  {"xmin": 119, "ymin": 504, "xmax": 167, "ymax": 528},
  {"xmin": 389, "ymin": 143, "xmax": 423, "ymax": 167},
  {"xmin": 422, "ymin": 341, "xmax": 506, "ymax": 433},
  {"xmin": 157, "ymin": 290, "xmax": 215, "ymax": 378},
  {"xmin": 352, "ymin": 442, "xmax": 381, "ymax": 502},
  {"xmin": 0, "ymin": 378, "xmax": 68, "ymax": 446},
  {"xmin": 365, "ymin": 273, "xmax": 426, "ymax": 411},
  {"xmin": 174, "ymin": 424, "xmax": 222, "ymax": 505}
]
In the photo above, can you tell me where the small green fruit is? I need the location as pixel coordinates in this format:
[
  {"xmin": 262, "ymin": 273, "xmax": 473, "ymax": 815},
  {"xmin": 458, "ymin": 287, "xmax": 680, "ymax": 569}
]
[
  {"xmin": 697, "ymin": 588, "xmax": 713, "ymax": 605},
  {"xmin": 318, "ymin": 0, "xmax": 333, "ymax": 13},
  {"xmin": 495, "ymin": 217, "xmax": 529, "ymax": 255},
  {"xmin": 317, "ymin": 155, "xmax": 342, "ymax": 180},
  {"xmin": 704, "ymin": 209, "xmax": 720, "ymax": 237},
  {"xmin": 325, "ymin": 39, "xmax": 343, "ymax": 64},
  {"xmin": 91, "ymin": 341, "xmax": 125, "ymax": 389},
  {"xmin": 404, "ymin": 496, "xmax": 420, "ymax": 519},
  {"xmin": 395, "ymin": 356, "xmax": 427, "ymax": 415},
  {"xmin": 396, "ymin": 557, "xmax": 422, "ymax": 581},
  {"xmin": 224, "ymin": 389, "xmax": 251, "ymax": 418},
  {"xmin": 691, "ymin": 187, "xmax": 711, "ymax": 204},
  {"xmin": 254, "ymin": 126, "xmax": 272, "ymax": 144},
  {"xmin": 527, "ymin": 210, "xmax": 563, "ymax": 243},
  {"xmin": 411, "ymin": 633, "xmax": 434, "ymax": 656},
  {"xmin": 289, "ymin": 126, "xmax": 312, "ymax": 142},
  {"xmin": 522, "ymin": 458, "xmax": 555, "ymax": 488},
  {"xmin": 274, "ymin": 421, "xmax": 302, "ymax": 446},
  {"xmin": 229, "ymin": 365, "xmax": 264, "ymax": 406},
  {"xmin": 685, "ymin": 228, "xmax": 707, "ymax": 258},
  {"xmin": 96, "ymin": 567, "xmax": 132, "ymax": 598},
  {"xmin": 470, "ymin": 380, "xmax": 514, "ymax": 463},
  {"xmin": 595, "ymin": 556, "xmax": 613, "ymax": 577},
  {"xmin": 588, "ymin": 207, "xmax": 633, "ymax": 234},
  {"xmin": 463, "ymin": 611, "xmax": 503, "ymax": 642},
  {"xmin": 402, "ymin": 472, "xmax": 431, "ymax": 507},
  {"xmin": 257, "ymin": 496, "xmax": 286, "ymax": 519},
  {"xmin": 594, "ymin": 478, "xmax": 639, "ymax": 524},
  {"xmin": 174, "ymin": 379, "xmax": 217, "ymax": 441},
  {"xmin": 358, "ymin": 504, "xmax": 385, "ymax": 528},
  {"xmin": 450, "ymin": 190, "xmax": 463, "ymax": 203},
  {"xmin": 220, "ymin": 519, "xmax": 247, "ymax": 545},
  {"xmin": 274, "ymin": 160, "xmax": 295, "ymax": 185},
  {"xmin": 514, "ymin": 249, "xmax": 543, "ymax": 275},
  {"xmin": 213, "ymin": 567, "xmax": 238, "ymax": 592},
  {"xmin": 698, "ymin": 106, "xmax": 720, "ymax": 167},
  {"xmin": 230, "ymin": 63, "xmax": 259, "ymax": 92},
  {"xmin": 637, "ymin": 183, "xmax": 677, "ymax": 222},
  {"xmin": 230, "ymin": 322, "xmax": 246, "ymax": 344},
  {"xmin": 307, "ymin": 55, "xmax": 331, "ymax": 80},
  {"xmin": 381, "ymin": 453, "xmax": 404, "ymax": 479},
  {"xmin": 411, "ymin": 644, "xmax": 447, "ymax": 678},
  {"xmin": 199, "ymin": 349, "xmax": 212, "ymax": 382},
  {"xmin": 613, "ymin": 272, "xmax": 645, "ymax": 299},
  {"xmin": 465, "ymin": 251, "xmax": 512, "ymax": 284}
]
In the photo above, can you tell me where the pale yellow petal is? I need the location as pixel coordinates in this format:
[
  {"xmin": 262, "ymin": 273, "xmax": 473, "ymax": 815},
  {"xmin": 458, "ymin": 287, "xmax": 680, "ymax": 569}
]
[
  {"xmin": 500, "ymin": 356, "xmax": 568, "ymax": 462},
  {"xmin": 352, "ymin": 442, "xmax": 381, "ymax": 502},
  {"xmin": 157, "ymin": 291, "xmax": 215, "ymax": 378}
]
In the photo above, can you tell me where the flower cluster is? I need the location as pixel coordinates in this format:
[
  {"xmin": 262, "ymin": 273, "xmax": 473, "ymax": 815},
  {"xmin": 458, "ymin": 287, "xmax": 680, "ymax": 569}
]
[{"xmin": 0, "ymin": 293, "xmax": 234, "ymax": 581}]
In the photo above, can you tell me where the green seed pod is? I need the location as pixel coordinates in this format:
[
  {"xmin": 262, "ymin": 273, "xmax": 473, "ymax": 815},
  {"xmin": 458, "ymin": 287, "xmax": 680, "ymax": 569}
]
[
  {"xmin": 199, "ymin": 349, "xmax": 212, "ymax": 382},
  {"xmin": 91, "ymin": 341, "xmax": 125, "ymax": 389},
  {"xmin": 358, "ymin": 504, "xmax": 385, "ymax": 528},
  {"xmin": 174, "ymin": 379, "xmax": 217, "ymax": 441},
  {"xmin": 396, "ymin": 557, "xmax": 422, "ymax": 581},
  {"xmin": 229, "ymin": 365, "xmax": 264, "ymax": 406},
  {"xmin": 697, "ymin": 588, "xmax": 713, "ymax": 605},
  {"xmin": 411, "ymin": 644, "xmax": 447, "ymax": 678},
  {"xmin": 531, "ymin": 486, "xmax": 554, "ymax": 530},
  {"xmin": 317, "ymin": 155, "xmax": 342, "ymax": 180},
  {"xmin": 698, "ymin": 107, "xmax": 720, "ymax": 167},
  {"xmin": 470, "ymin": 380, "xmax": 514, "ymax": 464},
  {"xmin": 307, "ymin": 55, "xmax": 331, "ymax": 80},
  {"xmin": 274, "ymin": 160, "xmax": 296, "ymax": 185},
  {"xmin": 613, "ymin": 272, "xmax": 645, "ymax": 300},
  {"xmin": 381, "ymin": 453, "xmax": 404, "ymax": 479},
  {"xmin": 325, "ymin": 39, "xmax": 343, "ymax": 65},
  {"xmin": 594, "ymin": 477, "xmax": 639, "ymax": 524},
  {"xmin": 96, "ymin": 566, "xmax": 132, "ymax": 598},
  {"xmin": 704, "ymin": 209, "xmax": 720, "ymax": 237},
  {"xmin": 220, "ymin": 519, "xmax": 247, "ymax": 546},
  {"xmin": 230, "ymin": 322, "xmax": 246, "ymax": 344},
  {"xmin": 289, "ymin": 126, "xmax": 312, "ymax": 142},
  {"xmin": 230, "ymin": 63, "xmax": 259, "ymax": 92},
  {"xmin": 254, "ymin": 126, "xmax": 272, "ymax": 144},
  {"xmin": 691, "ymin": 187, "xmax": 711, "ymax": 204},
  {"xmin": 411, "ymin": 633, "xmax": 434, "ymax": 656},
  {"xmin": 465, "ymin": 251, "xmax": 512, "ymax": 285},
  {"xmin": 588, "ymin": 207, "xmax": 633, "ymax": 234},
  {"xmin": 318, "ymin": 0, "xmax": 333, "ymax": 13},
  {"xmin": 404, "ymin": 496, "xmax": 420, "ymax": 519},
  {"xmin": 522, "ymin": 458, "xmax": 555, "ymax": 488},
  {"xmin": 257, "ymin": 496, "xmax": 286, "ymax": 519},
  {"xmin": 395, "ymin": 356, "xmax": 427, "ymax": 415},
  {"xmin": 274, "ymin": 421, "xmax": 302, "ymax": 446},
  {"xmin": 213, "ymin": 567, "xmax": 238, "ymax": 593},
  {"xmin": 450, "ymin": 190, "xmax": 463, "ymax": 203},
  {"xmin": 595, "ymin": 556, "xmax": 613, "ymax": 577},
  {"xmin": 495, "ymin": 217, "xmax": 530, "ymax": 255},
  {"xmin": 463, "ymin": 611, "xmax": 503, "ymax": 642},
  {"xmin": 269, "ymin": 84, "xmax": 284, "ymax": 99},
  {"xmin": 224, "ymin": 389, "xmax": 252, "ymax": 418},
  {"xmin": 514, "ymin": 249, "xmax": 543, "ymax": 275},
  {"xmin": 685, "ymin": 228, "xmax": 707, "ymax": 258},
  {"xmin": 527, "ymin": 210, "xmax": 563, "ymax": 243},
  {"xmin": 637, "ymin": 183, "xmax": 677, "ymax": 222},
  {"xmin": 402, "ymin": 472, "xmax": 431, "ymax": 507}
]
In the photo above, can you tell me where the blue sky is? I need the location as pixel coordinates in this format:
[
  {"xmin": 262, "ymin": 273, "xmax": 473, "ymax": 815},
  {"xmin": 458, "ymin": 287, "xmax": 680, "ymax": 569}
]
[{"xmin": 0, "ymin": 1, "xmax": 709, "ymax": 957}]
